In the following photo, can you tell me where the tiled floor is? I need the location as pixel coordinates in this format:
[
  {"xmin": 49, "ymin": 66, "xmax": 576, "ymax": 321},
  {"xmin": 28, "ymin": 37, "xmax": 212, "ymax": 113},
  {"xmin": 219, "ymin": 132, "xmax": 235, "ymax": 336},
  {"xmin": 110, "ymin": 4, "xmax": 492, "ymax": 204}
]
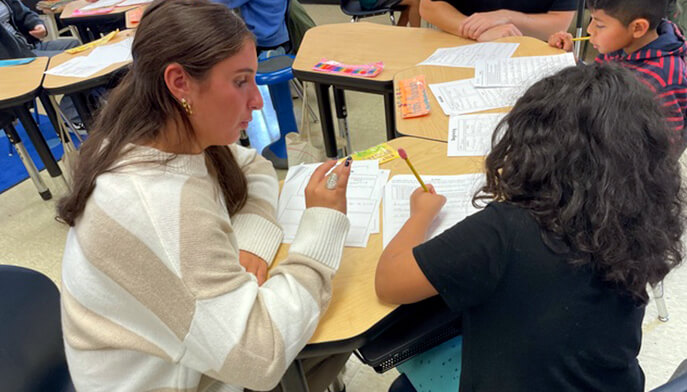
[{"xmin": 1, "ymin": 5, "xmax": 686, "ymax": 391}]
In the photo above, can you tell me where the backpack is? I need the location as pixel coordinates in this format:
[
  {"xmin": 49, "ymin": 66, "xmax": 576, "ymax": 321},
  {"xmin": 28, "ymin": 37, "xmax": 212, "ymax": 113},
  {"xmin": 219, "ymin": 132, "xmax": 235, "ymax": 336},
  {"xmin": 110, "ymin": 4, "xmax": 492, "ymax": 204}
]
[{"xmin": 287, "ymin": 0, "xmax": 316, "ymax": 54}]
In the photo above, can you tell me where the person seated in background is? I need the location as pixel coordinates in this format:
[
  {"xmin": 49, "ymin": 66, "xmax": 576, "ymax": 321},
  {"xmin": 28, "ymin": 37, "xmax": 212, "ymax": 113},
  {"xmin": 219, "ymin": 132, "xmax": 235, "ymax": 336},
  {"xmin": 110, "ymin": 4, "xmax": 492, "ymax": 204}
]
[
  {"xmin": 375, "ymin": 64, "xmax": 683, "ymax": 391},
  {"xmin": 0, "ymin": 0, "xmax": 79, "ymax": 57},
  {"xmin": 549, "ymin": 0, "xmax": 687, "ymax": 153},
  {"xmin": 213, "ymin": 0, "xmax": 292, "ymax": 54},
  {"xmin": 359, "ymin": 0, "xmax": 421, "ymax": 27},
  {"xmin": 419, "ymin": 0, "xmax": 576, "ymax": 41}
]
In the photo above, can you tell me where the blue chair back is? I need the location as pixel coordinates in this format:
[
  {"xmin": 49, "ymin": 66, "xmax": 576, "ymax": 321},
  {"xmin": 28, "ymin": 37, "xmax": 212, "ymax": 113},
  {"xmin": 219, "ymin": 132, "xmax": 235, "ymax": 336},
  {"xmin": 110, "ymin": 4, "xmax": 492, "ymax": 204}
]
[{"xmin": 0, "ymin": 265, "xmax": 74, "ymax": 392}]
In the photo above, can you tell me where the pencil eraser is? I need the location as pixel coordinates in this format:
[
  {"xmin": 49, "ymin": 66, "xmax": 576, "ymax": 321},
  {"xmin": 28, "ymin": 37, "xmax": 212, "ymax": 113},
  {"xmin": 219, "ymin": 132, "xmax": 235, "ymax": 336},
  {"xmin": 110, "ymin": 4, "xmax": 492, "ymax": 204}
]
[{"xmin": 397, "ymin": 148, "xmax": 407, "ymax": 160}]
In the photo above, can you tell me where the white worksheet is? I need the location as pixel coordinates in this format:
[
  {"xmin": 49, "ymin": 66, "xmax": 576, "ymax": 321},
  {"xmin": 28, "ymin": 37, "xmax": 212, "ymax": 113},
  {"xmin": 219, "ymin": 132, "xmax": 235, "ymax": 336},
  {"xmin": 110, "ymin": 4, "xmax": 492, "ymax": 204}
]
[
  {"xmin": 117, "ymin": 0, "xmax": 153, "ymax": 6},
  {"xmin": 429, "ymin": 78, "xmax": 519, "ymax": 116},
  {"xmin": 44, "ymin": 37, "xmax": 133, "ymax": 78},
  {"xmin": 447, "ymin": 113, "xmax": 507, "ymax": 156},
  {"xmin": 383, "ymin": 174, "xmax": 484, "ymax": 248},
  {"xmin": 278, "ymin": 161, "xmax": 390, "ymax": 248},
  {"xmin": 418, "ymin": 42, "xmax": 519, "ymax": 68},
  {"xmin": 473, "ymin": 53, "xmax": 576, "ymax": 88}
]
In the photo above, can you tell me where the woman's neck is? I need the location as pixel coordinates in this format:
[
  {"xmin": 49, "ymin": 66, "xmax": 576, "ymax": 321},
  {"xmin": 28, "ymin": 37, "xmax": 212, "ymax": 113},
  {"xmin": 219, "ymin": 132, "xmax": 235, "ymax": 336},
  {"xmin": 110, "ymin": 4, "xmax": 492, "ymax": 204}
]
[{"xmin": 147, "ymin": 119, "xmax": 203, "ymax": 154}]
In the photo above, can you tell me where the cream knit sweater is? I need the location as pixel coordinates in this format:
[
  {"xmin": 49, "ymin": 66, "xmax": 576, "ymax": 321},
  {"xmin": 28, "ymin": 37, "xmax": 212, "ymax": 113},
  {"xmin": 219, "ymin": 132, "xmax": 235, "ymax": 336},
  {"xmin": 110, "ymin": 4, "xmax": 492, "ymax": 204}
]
[{"xmin": 61, "ymin": 144, "xmax": 349, "ymax": 391}]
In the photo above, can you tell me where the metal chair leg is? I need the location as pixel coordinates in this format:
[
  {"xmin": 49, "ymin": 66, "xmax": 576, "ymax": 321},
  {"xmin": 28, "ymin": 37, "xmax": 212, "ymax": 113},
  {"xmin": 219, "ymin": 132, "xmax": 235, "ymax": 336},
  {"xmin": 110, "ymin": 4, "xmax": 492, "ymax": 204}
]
[
  {"xmin": 389, "ymin": 12, "xmax": 396, "ymax": 25},
  {"xmin": 2, "ymin": 124, "xmax": 51, "ymax": 200},
  {"xmin": 291, "ymin": 80, "xmax": 318, "ymax": 123},
  {"xmin": 652, "ymin": 281, "xmax": 669, "ymax": 322}
]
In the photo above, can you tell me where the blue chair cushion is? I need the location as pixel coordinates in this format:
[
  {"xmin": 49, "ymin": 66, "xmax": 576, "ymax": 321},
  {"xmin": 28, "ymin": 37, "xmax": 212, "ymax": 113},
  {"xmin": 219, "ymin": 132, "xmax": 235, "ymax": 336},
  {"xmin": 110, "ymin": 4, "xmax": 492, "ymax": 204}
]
[{"xmin": 256, "ymin": 55, "xmax": 295, "ymax": 85}]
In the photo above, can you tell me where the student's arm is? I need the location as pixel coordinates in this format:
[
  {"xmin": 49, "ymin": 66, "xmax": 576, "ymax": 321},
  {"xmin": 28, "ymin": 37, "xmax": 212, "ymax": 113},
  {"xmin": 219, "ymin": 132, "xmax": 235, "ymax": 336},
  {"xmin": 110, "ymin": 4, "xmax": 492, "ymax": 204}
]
[
  {"xmin": 461, "ymin": 10, "xmax": 575, "ymax": 41},
  {"xmin": 418, "ymin": 0, "xmax": 469, "ymax": 37},
  {"xmin": 375, "ymin": 186, "xmax": 444, "ymax": 304},
  {"xmin": 8, "ymin": 0, "xmax": 43, "ymax": 35}
]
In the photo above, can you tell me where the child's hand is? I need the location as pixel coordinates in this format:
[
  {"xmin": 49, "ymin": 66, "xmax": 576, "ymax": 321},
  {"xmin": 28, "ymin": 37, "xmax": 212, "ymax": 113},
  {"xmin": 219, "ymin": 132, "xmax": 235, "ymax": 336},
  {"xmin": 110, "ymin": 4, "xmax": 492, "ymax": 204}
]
[
  {"xmin": 410, "ymin": 184, "xmax": 446, "ymax": 222},
  {"xmin": 548, "ymin": 32, "xmax": 573, "ymax": 52},
  {"xmin": 305, "ymin": 157, "xmax": 352, "ymax": 214}
]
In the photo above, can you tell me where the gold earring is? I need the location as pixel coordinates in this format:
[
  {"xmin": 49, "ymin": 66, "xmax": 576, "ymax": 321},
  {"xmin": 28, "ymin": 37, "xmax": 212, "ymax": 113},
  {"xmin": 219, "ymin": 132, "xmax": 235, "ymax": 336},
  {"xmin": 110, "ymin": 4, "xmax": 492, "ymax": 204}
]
[{"xmin": 181, "ymin": 98, "xmax": 193, "ymax": 115}]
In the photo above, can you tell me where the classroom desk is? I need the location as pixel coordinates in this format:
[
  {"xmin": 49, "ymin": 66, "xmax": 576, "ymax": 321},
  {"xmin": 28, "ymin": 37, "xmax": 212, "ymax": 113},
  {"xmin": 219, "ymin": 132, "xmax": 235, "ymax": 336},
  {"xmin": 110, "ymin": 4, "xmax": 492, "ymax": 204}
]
[
  {"xmin": 60, "ymin": 0, "xmax": 137, "ymax": 42},
  {"xmin": 271, "ymin": 136, "xmax": 483, "ymax": 390},
  {"xmin": 393, "ymin": 38, "xmax": 564, "ymax": 142},
  {"xmin": 43, "ymin": 29, "xmax": 134, "ymax": 128},
  {"xmin": 292, "ymin": 22, "xmax": 472, "ymax": 159},
  {"xmin": 0, "ymin": 57, "xmax": 67, "ymax": 198}
]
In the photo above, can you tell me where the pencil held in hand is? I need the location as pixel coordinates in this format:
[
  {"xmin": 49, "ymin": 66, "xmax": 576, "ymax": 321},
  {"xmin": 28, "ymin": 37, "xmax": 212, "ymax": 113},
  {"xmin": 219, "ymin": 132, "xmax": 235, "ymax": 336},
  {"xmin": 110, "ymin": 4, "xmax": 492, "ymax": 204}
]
[
  {"xmin": 398, "ymin": 148, "xmax": 428, "ymax": 192},
  {"xmin": 572, "ymin": 36, "xmax": 590, "ymax": 41}
]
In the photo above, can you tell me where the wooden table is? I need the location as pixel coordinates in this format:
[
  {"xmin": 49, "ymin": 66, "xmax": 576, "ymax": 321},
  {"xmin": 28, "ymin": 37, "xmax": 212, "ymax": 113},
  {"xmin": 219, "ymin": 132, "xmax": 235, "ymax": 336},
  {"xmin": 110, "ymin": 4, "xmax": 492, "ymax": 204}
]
[
  {"xmin": 293, "ymin": 22, "xmax": 473, "ymax": 158},
  {"xmin": 0, "ymin": 57, "xmax": 67, "ymax": 199},
  {"xmin": 43, "ymin": 29, "xmax": 134, "ymax": 128},
  {"xmin": 393, "ymin": 37, "xmax": 564, "ymax": 142},
  {"xmin": 60, "ymin": 0, "xmax": 137, "ymax": 42},
  {"xmin": 273, "ymin": 136, "xmax": 483, "ymax": 389}
]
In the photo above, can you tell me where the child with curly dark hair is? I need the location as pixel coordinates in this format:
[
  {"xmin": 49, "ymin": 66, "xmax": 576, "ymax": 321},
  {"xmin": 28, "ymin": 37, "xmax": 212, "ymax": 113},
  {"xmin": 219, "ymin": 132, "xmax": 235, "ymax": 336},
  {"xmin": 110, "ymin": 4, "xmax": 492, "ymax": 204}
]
[{"xmin": 376, "ymin": 64, "xmax": 684, "ymax": 392}]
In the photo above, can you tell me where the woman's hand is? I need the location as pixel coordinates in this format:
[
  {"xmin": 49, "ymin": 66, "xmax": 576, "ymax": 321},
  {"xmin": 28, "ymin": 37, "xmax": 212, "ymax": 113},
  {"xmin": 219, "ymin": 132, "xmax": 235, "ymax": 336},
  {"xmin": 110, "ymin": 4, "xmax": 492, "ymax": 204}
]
[
  {"xmin": 305, "ymin": 157, "xmax": 352, "ymax": 214},
  {"xmin": 409, "ymin": 184, "xmax": 446, "ymax": 222},
  {"xmin": 458, "ymin": 10, "xmax": 513, "ymax": 40},
  {"xmin": 548, "ymin": 31, "xmax": 574, "ymax": 52},
  {"xmin": 239, "ymin": 250, "xmax": 268, "ymax": 286},
  {"xmin": 477, "ymin": 23, "xmax": 522, "ymax": 42}
]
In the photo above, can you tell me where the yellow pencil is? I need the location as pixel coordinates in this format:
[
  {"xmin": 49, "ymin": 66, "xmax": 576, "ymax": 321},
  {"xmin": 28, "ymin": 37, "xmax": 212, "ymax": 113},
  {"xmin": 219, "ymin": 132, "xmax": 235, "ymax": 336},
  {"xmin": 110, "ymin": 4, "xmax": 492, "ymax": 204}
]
[
  {"xmin": 397, "ymin": 148, "xmax": 428, "ymax": 192},
  {"xmin": 572, "ymin": 36, "xmax": 591, "ymax": 41}
]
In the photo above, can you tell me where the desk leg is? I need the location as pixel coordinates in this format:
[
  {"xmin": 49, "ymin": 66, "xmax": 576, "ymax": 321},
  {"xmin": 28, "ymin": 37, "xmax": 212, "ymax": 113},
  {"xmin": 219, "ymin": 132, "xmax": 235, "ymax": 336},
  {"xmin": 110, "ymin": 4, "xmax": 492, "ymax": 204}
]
[
  {"xmin": 383, "ymin": 91, "xmax": 397, "ymax": 140},
  {"xmin": 14, "ymin": 106, "xmax": 65, "ymax": 185},
  {"xmin": 38, "ymin": 93, "xmax": 61, "ymax": 139},
  {"xmin": 2, "ymin": 123, "xmax": 51, "ymax": 200},
  {"xmin": 314, "ymin": 83, "xmax": 338, "ymax": 159},
  {"xmin": 333, "ymin": 88, "xmax": 352, "ymax": 154},
  {"xmin": 280, "ymin": 359, "xmax": 310, "ymax": 392},
  {"xmin": 69, "ymin": 92, "xmax": 93, "ymax": 129}
]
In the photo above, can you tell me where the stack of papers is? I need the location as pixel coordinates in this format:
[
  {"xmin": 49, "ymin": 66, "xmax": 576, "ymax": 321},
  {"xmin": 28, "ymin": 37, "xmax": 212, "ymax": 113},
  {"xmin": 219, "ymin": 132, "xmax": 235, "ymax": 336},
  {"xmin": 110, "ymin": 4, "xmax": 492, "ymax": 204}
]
[
  {"xmin": 45, "ymin": 37, "xmax": 133, "ymax": 78},
  {"xmin": 278, "ymin": 160, "xmax": 390, "ymax": 248},
  {"xmin": 383, "ymin": 174, "xmax": 484, "ymax": 248},
  {"xmin": 429, "ymin": 78, "xmax": 518, "ymax": 116},
  {"xmin": 474, "ymin": 53, "xmax": 576, "ymax": 88},
  {"xmin": 419, "ymin": 42, "xmax": 519, "ymax": 68},
  {"xmin": 447, "ymin": 113, "xmax": 507, "ymax": 156}
]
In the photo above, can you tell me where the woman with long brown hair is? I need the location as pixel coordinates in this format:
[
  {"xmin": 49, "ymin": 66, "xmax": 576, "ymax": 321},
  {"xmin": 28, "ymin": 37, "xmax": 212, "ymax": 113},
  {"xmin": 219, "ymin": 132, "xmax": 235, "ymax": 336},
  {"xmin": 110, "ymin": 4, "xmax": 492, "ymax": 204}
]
[{"xmin": 57, "ymin": 0, "xmax": 352, "ymax": 390}]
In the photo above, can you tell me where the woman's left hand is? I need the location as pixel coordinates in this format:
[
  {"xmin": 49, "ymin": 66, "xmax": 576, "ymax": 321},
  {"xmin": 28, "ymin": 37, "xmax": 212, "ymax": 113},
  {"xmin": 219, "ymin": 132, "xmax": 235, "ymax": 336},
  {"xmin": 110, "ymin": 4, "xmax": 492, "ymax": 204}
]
[
  {"xmin": 239, "ymin": 250, "xmax": 268, "ymax": 286},
  {"xmin": 458, "ymin": 10, "xmax": 513, "ymax": 40}
]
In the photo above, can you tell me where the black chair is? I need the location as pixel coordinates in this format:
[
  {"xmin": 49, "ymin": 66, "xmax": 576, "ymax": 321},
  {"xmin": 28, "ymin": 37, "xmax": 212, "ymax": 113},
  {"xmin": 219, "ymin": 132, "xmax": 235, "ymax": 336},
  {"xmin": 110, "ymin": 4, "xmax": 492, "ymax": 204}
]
[
  {"xmin": 339, "ymin": 0, "xmax": 407, "ymax": 24},
  {"xmin": 0, "ymin": 265, "xmax": 75, "ymax": 392}
]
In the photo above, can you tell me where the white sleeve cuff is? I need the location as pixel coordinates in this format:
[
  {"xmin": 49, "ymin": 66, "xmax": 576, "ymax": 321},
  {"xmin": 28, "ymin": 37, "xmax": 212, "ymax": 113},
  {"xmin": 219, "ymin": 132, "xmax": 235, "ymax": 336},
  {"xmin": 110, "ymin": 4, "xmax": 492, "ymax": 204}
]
[
  {"xmin": 289, "ymin": 207, "xmax": 350, "ymax": 271},
  {"xmin": 232, "ymin": 213, "xmax": 283, "ymax": 266}
]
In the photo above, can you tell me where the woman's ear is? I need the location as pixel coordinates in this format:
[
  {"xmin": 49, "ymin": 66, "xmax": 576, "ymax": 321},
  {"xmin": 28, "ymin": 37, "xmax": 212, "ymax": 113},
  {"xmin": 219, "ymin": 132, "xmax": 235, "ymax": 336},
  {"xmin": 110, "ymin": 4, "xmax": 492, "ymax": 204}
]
[
  {"xmin": 164, "ymin": 63, "xmax": 191, "ymax": 101},
  {"xmin": 629, "ymin": 18, "xmax": 651, "ymax": 39}
]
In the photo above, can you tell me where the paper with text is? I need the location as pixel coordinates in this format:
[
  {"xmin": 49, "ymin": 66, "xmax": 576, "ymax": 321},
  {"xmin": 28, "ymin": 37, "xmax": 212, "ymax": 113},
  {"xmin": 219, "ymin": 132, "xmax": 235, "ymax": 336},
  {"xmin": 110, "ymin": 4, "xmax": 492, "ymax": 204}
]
[
  {"xmin": 45, "ymin": 37, "xmax": 133, "ymax": 78},
  {"xmin": 278, "ymin": 161, "xmax": 389, "ymax": 248},
  {"xmin": 429, "ymin": 78, "xmax": 518, "ymax": 116},
  {"xmin": 447, "ymin": 113, "xmax": 506, "ymax": 156},
  {"xmin": 474, "ymin": 53, "xmax": 576, "ymax": 88},
  {"xmin": 383, "ymin": 174, "xmax": 484, "ymax": 248},
  {"xmin": 419, "ymin": 42, "xmax": 519, "ymax": 68}
]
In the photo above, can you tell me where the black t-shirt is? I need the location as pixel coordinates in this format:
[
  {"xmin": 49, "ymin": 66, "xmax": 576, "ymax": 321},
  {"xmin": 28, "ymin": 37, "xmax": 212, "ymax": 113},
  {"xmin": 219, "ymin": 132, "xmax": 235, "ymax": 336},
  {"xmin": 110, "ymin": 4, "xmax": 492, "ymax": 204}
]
[
  {"xmin": 436, "ymin": 0, "xmax": 577, "ymax": 15},
  {"xmin": 413, "ymin": 203, "xmax": 645, "ymax": 392}
]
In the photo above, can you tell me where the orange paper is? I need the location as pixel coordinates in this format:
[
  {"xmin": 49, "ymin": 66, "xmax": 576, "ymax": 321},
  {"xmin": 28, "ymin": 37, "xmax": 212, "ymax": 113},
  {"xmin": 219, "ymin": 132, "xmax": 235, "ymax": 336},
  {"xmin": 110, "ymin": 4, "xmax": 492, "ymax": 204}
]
[{"xmin": 396, "ymin": 75, "xmax": 430, "ymax": 119}]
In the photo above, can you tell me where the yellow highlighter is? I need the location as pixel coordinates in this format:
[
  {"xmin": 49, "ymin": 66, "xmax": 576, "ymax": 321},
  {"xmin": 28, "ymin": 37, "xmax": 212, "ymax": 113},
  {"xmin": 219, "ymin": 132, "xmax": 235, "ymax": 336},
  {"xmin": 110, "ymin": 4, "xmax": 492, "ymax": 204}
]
[
  {"xmin": 398, "ymin": 148, "xmax": 428, "ymax": 192},
  {"xmin": 65, "ymin": 30, "xmax": 119, "ymax": 54}
]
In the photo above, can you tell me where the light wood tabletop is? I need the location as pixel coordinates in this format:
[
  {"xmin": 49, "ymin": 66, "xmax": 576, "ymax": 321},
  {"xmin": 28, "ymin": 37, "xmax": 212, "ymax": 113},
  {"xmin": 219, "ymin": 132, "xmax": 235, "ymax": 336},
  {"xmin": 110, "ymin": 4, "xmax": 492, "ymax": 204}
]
[
  {"xmin": 60, "ymin": 0, "xmax": 139, "ymax": 20},
  {"xmin": 271, "ymin": 137, "xmax": 484, "ymax": 345},
  {"xmin": 42, "ymin": 29, "xmax": 134, "ymax": 92},
  {"xmin": 293, "ymin": 22, "xmax": 474, "ymax": 84},
  {"xmin": 0, "ymin": 57, "xmax": 49, "ymax": 105},
  {"xmin": 394, "ymin": 37, "xmax": 565, "ymax": 141}
]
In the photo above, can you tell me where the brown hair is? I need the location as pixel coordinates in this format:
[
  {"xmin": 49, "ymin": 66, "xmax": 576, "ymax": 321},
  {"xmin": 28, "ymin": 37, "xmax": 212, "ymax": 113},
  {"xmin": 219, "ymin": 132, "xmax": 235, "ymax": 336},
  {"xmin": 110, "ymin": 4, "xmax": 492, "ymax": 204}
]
[{"xmin": 57, "ymin": 0, "xmax": 254, "ymax": 225}]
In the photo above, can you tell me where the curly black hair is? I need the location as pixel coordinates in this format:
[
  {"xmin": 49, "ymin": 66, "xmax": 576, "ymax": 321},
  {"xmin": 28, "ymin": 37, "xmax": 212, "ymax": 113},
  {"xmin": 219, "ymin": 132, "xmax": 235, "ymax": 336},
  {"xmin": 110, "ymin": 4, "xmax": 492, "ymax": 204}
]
[{"xmin": 475, "ymin": 64, "xmax": 684, "ymax": 303}]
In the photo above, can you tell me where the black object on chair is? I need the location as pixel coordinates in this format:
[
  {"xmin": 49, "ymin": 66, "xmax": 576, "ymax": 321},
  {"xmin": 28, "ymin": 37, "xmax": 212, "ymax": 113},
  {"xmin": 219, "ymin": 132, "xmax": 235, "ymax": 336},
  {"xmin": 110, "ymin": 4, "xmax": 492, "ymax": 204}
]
[
  {"xmin": 356, "ymin": 296, "xmax": 462, "ymax": 373},
  {"xmin": 340, "ymin": 0, "xmax": 408, "ymax": 24},
  {"xmin": 0, "ymin": 265, "xmax": 75, "ymax": 392}
]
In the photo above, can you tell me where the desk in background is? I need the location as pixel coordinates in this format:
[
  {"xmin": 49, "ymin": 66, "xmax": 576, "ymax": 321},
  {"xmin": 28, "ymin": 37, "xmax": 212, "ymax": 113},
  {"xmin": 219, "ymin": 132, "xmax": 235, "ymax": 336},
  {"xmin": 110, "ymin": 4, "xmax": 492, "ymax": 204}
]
[
  {"xmin": 60, "ymin": 0, "xmax": 137, "ymax": 41},
  {"xmin": 43, "ymin": 29, "xmax": 134, "ymax": 128},
  {"xmin": 271, "ymin": 136, "xmax": 483, "ymax": 390},
  {"xmin": 0, "ymin": 57, "xmax": 67, "ymax": 199},
  {"xmin": 393, "ymin": 37, "xmax": 564, "ymax": 142},
  {"xmin": 293, "ymin": 23, "xmax": 472, "ymax": 158}
]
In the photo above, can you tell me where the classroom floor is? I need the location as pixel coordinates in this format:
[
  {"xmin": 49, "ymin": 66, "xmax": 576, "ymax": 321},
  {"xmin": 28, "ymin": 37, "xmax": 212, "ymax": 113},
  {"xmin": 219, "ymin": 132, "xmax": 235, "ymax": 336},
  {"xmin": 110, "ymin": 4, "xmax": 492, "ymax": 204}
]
[{"xmin": 1, "ymin": 5, "xmax": 686, "ymax": 391}]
